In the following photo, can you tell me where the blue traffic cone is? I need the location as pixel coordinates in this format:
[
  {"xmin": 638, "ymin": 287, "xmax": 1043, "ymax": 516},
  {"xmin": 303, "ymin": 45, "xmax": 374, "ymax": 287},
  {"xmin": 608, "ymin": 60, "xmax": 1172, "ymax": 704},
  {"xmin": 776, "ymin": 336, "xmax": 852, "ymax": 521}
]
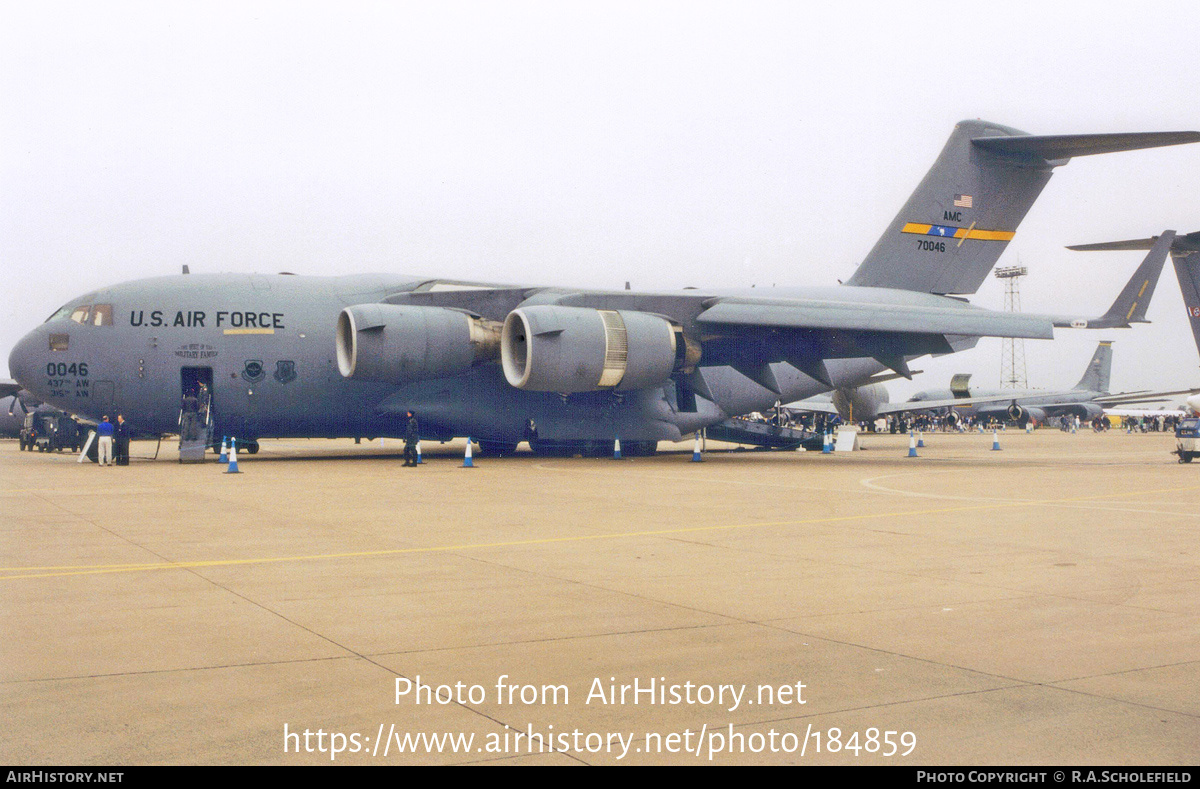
[
  {"xmin": 463, "ymin": 437, "xmax": 474, "ymax": 468},
  {"xmin": 613, "ymin": 437, "xmax": 623, "ymax": 460},
  {"xmin": 416, "ymin": 440, "xmax": 423, "ymax": 464},
  {"xmin": 908, "ymin": 431, "xmax": 918, "ymax": 457},
  {"xmin": 691, "ymin": 432, "xmax": 703, "ymax": 462},
  {"xmin": 218, "ymin": 436, "xmax": 228, "ymax": 463},
  {"xmin": 822, "ymin": 431, "xmax": 831, "ymax": 454},
  {"xmin": 991, "ymin": 429, "xmax": 1001, "ymax": 451},
  {"xmin": 917, "ymin": 430, "xmax": 925, "ymax": 448},
  {"xmin": 225, "ymin": 437, "xmax": 242, "ymax": 473}
]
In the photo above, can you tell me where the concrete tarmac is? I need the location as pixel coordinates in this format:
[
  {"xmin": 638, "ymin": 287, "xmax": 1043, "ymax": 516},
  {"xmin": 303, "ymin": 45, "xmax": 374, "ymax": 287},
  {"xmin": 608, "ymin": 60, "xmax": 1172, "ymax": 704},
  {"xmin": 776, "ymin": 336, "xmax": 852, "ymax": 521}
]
[{"xmin": 1, "ymin": 429, "xmax": 1197, "ymax": 765}]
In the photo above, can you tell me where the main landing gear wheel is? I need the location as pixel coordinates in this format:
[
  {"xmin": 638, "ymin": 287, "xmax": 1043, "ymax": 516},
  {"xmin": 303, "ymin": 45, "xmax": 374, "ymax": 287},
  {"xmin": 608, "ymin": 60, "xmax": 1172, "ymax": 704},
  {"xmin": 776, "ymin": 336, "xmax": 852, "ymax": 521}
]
[{"xmin": 477, "ymin": 440, "xmax": 519, "ymax": 457}]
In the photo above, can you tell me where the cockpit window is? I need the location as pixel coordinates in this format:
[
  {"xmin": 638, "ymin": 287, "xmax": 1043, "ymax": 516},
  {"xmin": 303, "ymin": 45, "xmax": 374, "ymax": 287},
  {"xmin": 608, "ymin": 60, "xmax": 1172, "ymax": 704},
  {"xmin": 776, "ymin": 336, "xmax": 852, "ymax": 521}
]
[
  {"xmin": 46, "ymin": 304, "xmax": 73, "ymax": 323},
  {"xmin": 70, "ymin": 305, "xmax": 91, "ymax": 324},
  {"xmin": 49, "ymin": 334, "xmax": 69, "ymax": 352},
  {"xmin": 90, "ymin": 304, "xmax": 113, "ymax": 326}
]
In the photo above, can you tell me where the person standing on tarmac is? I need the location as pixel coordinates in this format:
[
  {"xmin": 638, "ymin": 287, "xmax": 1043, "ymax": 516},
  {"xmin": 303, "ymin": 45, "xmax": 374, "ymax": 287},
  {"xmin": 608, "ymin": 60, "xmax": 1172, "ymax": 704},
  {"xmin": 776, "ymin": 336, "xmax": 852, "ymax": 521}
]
[
  {"xmin": 403, "ymin": 411, "xmax": 420, "ymax": 467},
  {"xmin": 115, "ymin": 414, "xmax": 129, "ymax": 466},
  {"xmin": 97, "ymin": 416, "xmax": 114, "ymax": 466}
]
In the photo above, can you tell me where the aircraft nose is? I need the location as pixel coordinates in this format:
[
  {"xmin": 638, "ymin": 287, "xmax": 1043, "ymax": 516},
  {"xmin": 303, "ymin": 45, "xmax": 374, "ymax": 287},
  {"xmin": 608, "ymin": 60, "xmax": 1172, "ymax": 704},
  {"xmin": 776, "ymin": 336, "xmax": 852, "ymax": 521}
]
[{"xmin": 8, "ymin": 328, "xmax": 42, "ymax": 389}]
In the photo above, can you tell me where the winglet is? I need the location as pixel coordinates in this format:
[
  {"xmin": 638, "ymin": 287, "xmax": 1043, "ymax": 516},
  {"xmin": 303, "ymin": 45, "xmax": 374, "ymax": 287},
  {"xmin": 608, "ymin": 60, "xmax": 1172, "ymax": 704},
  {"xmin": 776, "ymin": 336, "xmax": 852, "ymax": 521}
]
[
  {"xmin": 1066, "ymin": 228, "xmax": 1200, "ymax": 352},
  {"xmin": 1091, "ymin": 230, "xmax": 1171, "ymax": 328},
  {"xmin": 1052, "ymin": 231, "xmax": 1174, "ymax": 329}
]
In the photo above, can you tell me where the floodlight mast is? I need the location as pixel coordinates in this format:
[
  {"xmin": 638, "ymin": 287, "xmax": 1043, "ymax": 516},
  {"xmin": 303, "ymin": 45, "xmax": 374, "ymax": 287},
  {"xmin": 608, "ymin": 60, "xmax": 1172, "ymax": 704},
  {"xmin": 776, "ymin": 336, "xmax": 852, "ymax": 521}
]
[{"xmin": 995, "ymin": 266, "xmax": 1029, "ymax": 389}]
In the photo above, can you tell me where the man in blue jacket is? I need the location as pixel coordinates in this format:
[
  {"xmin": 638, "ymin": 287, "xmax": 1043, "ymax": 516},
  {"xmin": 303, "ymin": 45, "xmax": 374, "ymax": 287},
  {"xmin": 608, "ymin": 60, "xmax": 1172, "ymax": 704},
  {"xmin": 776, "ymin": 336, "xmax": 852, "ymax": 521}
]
[{"xmin": 97, "ymin": 416, "xmax": 114, "ymax": 466}]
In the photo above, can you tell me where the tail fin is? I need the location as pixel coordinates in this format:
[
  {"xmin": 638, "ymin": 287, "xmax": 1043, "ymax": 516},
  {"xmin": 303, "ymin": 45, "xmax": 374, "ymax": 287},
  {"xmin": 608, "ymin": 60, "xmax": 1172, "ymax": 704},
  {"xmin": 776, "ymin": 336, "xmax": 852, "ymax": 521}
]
[
  {"xmin": 1174, "ymin": 245, "xmax": 1200, "ymax": 364},
  {"xmin": 845, "ymin": 121, "xmax": 1200, "ymax": 296},
  {"xmin": 1074, "ymin": 341, "xmax": 1113, "ymax": 392}
]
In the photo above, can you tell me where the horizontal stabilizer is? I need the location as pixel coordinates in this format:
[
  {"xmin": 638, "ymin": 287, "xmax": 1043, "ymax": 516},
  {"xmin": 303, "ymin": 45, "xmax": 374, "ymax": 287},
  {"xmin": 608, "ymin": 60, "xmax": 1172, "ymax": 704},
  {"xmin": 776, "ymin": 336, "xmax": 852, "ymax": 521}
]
[
  {"xmin": 1067, "ymin": 230, "xmax": 1200, "ymax": 254},
  {"xmin": 973, "ymin": 131, "xmax": 1200, "ymax": 161}
]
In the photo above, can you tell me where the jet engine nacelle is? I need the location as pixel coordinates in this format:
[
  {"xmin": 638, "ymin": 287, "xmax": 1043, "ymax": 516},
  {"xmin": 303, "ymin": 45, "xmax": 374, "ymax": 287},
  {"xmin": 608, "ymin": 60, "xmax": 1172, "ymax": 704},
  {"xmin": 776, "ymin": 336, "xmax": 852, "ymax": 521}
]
[
  {"xmin": 501, "ymin": 305, "xmax": 677, "ymax": 392},
  {"xmin": 1007, "ymin": 403, "xmax": 1047, "ymax": 426},
  {"xmin": 1057, "ymin": 402, "xmax": 1103, "ymax": 420},
  {"xmin": 337, "ymin": 304, "xmax": 501, "ymax": 384},
  {"xmin": 830, "ymin": 383, "xmax": 889, "ymax": 422}
]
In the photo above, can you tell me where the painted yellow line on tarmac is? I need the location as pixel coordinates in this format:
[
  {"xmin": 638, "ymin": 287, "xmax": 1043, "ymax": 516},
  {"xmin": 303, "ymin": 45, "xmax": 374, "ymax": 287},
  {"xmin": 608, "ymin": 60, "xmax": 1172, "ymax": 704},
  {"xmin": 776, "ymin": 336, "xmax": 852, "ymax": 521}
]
[{"xmin": 3, "ymin": 484, "xmax": 1196, "ymax": 581}]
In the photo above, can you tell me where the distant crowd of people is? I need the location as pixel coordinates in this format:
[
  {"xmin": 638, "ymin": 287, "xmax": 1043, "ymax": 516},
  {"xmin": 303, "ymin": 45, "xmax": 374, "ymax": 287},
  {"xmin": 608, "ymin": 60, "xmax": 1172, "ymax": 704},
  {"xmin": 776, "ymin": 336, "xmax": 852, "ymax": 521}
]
[{"xmin": 745, "ymin": 408, "xmax": 1185, "ymax": 435}]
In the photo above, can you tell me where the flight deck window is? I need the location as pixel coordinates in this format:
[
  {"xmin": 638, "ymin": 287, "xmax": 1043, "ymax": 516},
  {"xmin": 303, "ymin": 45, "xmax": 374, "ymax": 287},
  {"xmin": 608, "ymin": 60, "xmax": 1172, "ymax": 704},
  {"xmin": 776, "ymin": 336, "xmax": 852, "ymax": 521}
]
[
  {"xmin": 70, "ymin": 305, "xmax": 91, "ymax": 325},
  {"xmin": 47, "ymin": 305, "xmax": 73, "ymax": 323},
  {"xmin": 49, "ymin": 334, "xmax": 69, "ymax": 352},
  {"xmin": 91, "ymin": 304, "xmax": 113, "ymax": 326}
]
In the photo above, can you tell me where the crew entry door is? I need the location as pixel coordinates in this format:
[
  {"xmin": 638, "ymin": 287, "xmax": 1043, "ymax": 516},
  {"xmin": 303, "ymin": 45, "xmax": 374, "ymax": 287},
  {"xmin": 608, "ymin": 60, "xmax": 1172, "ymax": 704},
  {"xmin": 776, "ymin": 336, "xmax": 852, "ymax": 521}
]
[{"xmin": 180, "ymin": 366, "xmax": 214, "ymax": 439}]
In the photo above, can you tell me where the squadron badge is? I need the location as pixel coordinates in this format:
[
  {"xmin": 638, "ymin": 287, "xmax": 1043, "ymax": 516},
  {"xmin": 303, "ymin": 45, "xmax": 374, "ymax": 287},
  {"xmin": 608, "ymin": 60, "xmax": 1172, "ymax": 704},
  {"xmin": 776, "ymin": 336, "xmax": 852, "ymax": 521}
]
[
  {"xmin": 273, "ymin": 360, "xmax": 297, "ymax": 384},
  {"xmin": 241, "ymin": 360, "xmax": 265, "ymax": 383}
]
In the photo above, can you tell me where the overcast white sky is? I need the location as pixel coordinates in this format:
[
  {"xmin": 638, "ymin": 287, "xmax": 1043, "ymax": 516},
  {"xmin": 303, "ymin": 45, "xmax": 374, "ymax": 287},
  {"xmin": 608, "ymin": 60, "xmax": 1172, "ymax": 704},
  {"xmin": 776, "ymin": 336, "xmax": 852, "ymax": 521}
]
[{"xmin": 4, "ymin": 1, "xmax": 1200, "ymax": 401}]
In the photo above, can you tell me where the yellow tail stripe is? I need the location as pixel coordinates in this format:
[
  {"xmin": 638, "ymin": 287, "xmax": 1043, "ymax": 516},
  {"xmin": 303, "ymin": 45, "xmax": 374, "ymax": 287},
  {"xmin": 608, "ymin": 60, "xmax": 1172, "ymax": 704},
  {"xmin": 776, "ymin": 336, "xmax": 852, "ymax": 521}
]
[{"xmin": 900, "ymin": 222, "xmax": 1015, "ymax": 242}]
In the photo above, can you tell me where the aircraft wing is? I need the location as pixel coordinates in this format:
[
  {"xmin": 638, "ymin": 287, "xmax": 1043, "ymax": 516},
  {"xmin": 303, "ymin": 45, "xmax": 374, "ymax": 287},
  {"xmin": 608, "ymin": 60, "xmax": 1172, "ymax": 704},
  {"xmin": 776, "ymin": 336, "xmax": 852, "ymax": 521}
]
[
  {"xmin": 382, "ymin": 284, "xmax": 1057, "ymax": 393},
  {"xmin": 695, "ymin": 296, "xmax": 1052, "ymax": 337},
  {"xmin": 874, "ymin": 393, "xmax": 1032, "ymax": 416},
  {"xmin": 1093, "ymin": 387, "xmax": 1200, "ymax": 406},
  {"xmin": 1103, "ymin": 407, "xmax": 1188, "ymax": 418},
  {"xmin": 783, "ymin": 398, "xmax": 839, "ymax": 415},
  {"xmin": 692, "ymin": 291, "xmax": 1052, "ymax": 385},
  {"xmin": 0, "ymin": 379, "xmax": 22, "ymax": 399}
]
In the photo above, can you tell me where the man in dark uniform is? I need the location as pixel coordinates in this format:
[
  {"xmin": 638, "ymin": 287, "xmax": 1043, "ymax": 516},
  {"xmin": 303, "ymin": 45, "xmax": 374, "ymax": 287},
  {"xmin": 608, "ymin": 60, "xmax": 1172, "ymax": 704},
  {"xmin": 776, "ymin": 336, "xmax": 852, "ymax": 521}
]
[
  {"xmin": 115, "ymin": 414, "xmax": 130, "ymax": 466},
  {"xmin": 403, "ymin": 411, "xmax": 419, "ymax": 467}
]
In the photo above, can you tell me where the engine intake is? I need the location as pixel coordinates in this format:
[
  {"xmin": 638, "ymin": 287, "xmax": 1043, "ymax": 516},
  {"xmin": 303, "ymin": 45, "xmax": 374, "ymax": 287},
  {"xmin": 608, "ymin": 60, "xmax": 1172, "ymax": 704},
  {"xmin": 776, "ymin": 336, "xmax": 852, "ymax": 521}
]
[
  {"xmin": 337, "ymin": 304, "xmax": 500, "ymax": 384},
  {"xmin": 1007, "ymin": 403, "xmax": 1046, "ymax": 425},
  {"xmin": 501, "ymin": 306, "xmax": 677, "ymax": 392}
]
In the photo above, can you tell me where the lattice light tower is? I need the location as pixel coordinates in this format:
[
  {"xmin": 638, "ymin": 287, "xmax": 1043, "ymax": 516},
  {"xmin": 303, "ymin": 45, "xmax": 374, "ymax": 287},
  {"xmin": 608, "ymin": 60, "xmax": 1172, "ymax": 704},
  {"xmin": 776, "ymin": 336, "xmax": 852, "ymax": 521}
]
[{"xmin": 995, "ymin": 265, "xmax": 1028, "ymax": 389}]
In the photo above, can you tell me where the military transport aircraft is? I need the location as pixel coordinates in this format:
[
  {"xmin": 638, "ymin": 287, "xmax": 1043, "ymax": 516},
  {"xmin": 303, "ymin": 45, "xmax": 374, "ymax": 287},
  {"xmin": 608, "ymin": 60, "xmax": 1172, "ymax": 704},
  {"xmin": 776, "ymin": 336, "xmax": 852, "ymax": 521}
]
[
  {"xmin": 900, "ymin": 340, "xmax": 1200, "ymax": 427},
  {"xmin": 7, "ymin": 120, "xmax": 1200, "ymax": 456}
]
